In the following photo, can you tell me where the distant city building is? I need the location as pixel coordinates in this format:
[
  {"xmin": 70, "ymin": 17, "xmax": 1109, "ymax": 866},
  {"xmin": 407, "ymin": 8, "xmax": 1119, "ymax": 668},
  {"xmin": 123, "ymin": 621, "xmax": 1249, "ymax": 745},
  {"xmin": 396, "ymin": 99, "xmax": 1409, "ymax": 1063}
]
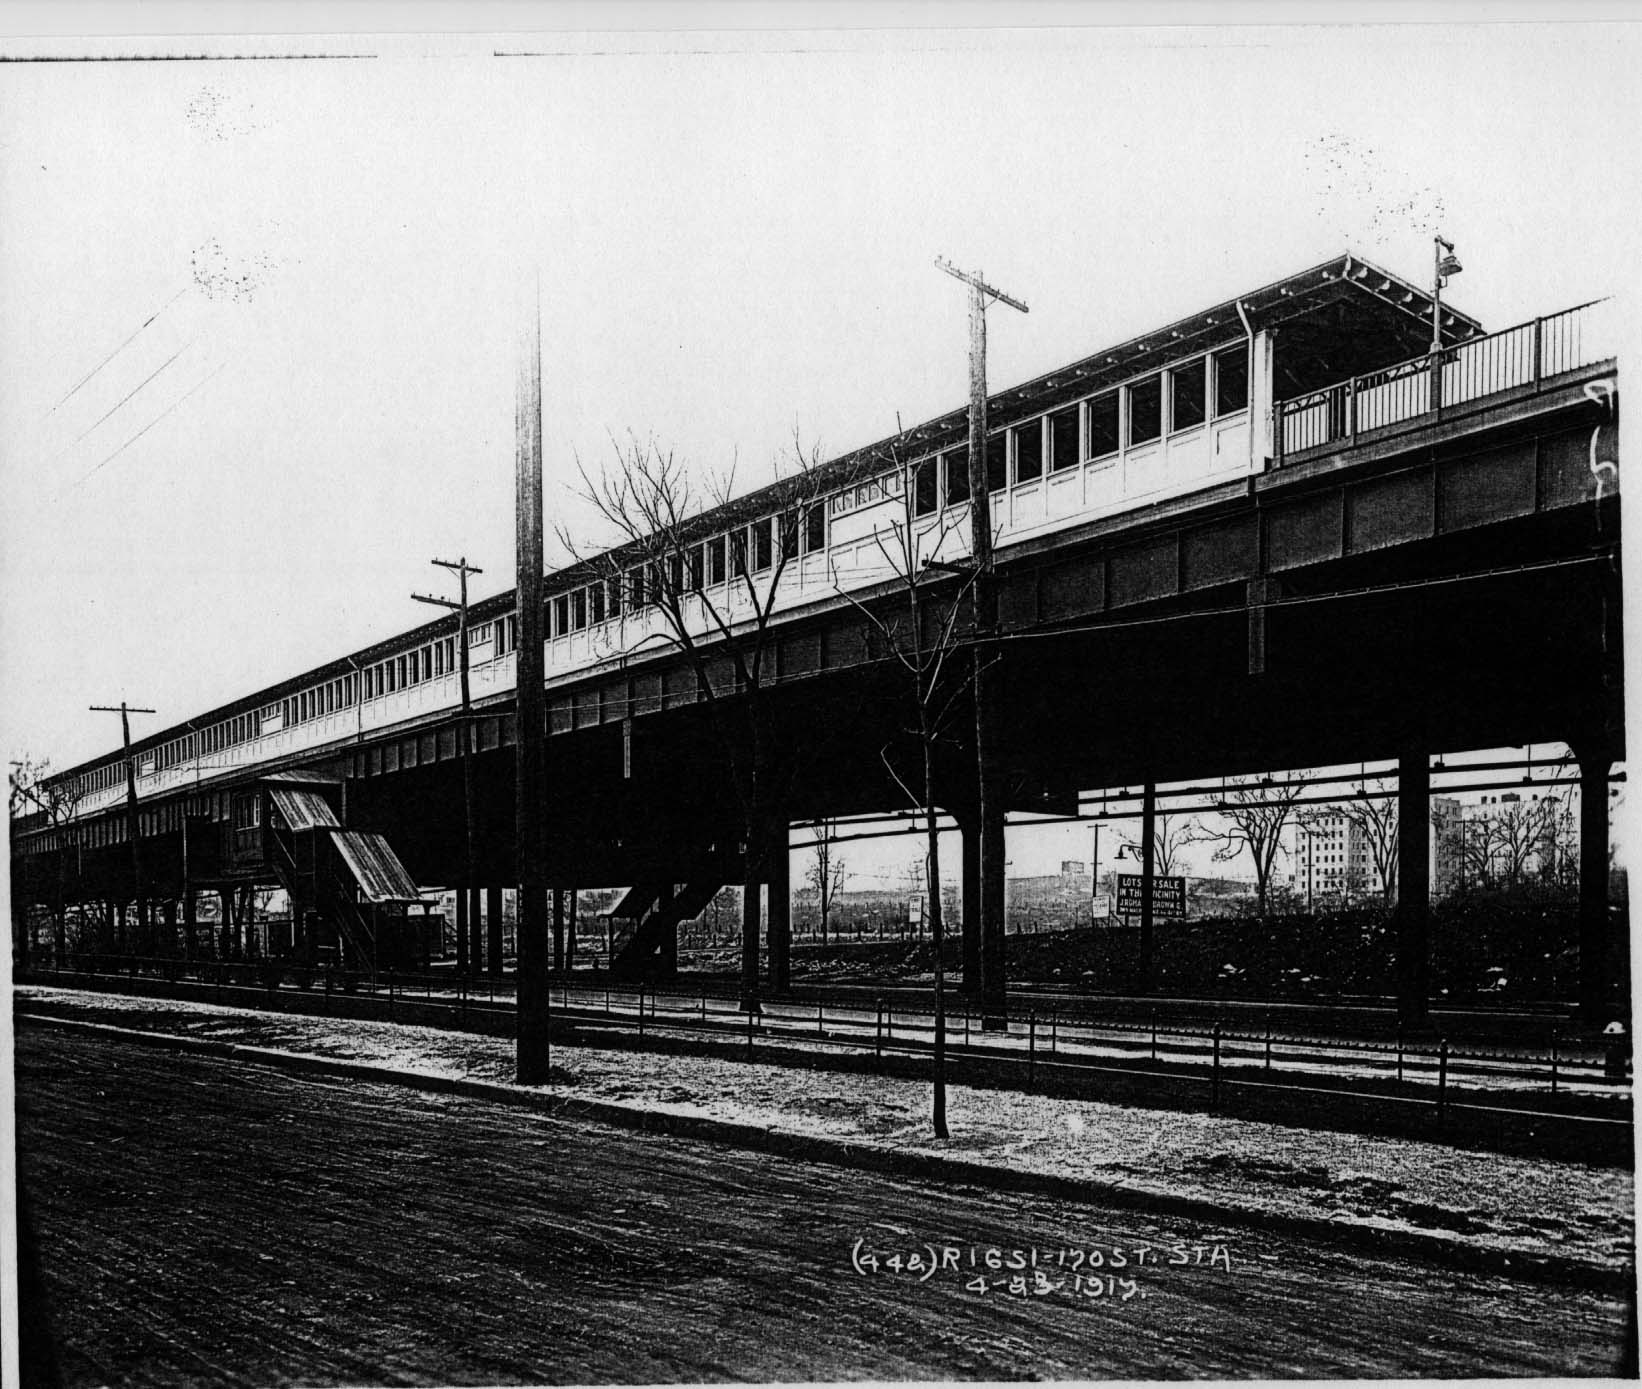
[{"xmin": 1289, "ymin": 810, "xmax": 1378, "ymax": 904}]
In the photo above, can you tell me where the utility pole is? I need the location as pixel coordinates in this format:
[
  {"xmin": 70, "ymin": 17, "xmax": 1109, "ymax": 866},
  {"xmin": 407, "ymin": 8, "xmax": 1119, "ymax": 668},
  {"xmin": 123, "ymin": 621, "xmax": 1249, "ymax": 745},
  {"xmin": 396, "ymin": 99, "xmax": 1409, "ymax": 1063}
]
[
  {"xmin": 90, "ymin": 702, "xmax": 155, "ymax": 953},
  {"xmin": 1090, "ymin": 822, "xmax": 1101, "ymax": 925},
  {"xmin": 935, "ymin": 257, "xmax": 1027, "ymax": 1025},
  {"xmin": 413, "ymin": 556, "xmax": 483, "ymax": 977},
  {"xmin": 515, "ymin": 269, "xmax": 552, "ymax": 1084}
]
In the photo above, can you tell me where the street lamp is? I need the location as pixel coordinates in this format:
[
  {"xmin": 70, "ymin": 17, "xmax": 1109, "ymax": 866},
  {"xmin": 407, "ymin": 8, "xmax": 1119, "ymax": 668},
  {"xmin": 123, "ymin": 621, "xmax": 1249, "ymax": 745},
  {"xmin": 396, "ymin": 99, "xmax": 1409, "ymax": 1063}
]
[{"xmin": 1432, "ymin": 235, "xmax": 1462, "ymax": 354}]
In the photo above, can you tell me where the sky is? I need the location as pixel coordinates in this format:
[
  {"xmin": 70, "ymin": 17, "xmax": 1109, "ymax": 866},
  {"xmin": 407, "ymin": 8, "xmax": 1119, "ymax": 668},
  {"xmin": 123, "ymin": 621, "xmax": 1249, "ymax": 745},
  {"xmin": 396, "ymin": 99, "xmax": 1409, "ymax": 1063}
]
[{"xmin": 2, "ymin": 13, "xmax": 1638, "ymax": 882}]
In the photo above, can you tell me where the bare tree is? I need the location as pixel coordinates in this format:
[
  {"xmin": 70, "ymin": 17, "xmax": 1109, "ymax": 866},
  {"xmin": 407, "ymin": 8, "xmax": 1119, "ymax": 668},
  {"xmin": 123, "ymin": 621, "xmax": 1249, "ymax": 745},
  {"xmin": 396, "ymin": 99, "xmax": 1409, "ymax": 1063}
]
[
  {"xmin": 832, "ymin": 426, "xmax": 982, "ymax": 1142},
  {"xmin": 1118, "ymin": 811, "xmax": 1195, "ymax": 880},
  {"xmin": 563, "ymin": 432, "xmax": 829, "ymax": 1005},
  {"xmin": 1481, "ymin": 795, "xmax": 1562, "ymax": 887},
  {"xmin": 1333, "ymin": 778, "xmax": 1400, "ymax": 903},
  {"xmin": 1193, "ymin": 772, "xmax": 1311, "ymax": 916},
  {"xmin": 807, "ymin": 819, "xmax": 849, "ymax": 944},
  {"xmin": 8, "ymin": 757, "xmax": 87, "ymax": 966},
  {"xmin": 1291, "ymin": 778, "xmax": 1399, "ymax": 905}
]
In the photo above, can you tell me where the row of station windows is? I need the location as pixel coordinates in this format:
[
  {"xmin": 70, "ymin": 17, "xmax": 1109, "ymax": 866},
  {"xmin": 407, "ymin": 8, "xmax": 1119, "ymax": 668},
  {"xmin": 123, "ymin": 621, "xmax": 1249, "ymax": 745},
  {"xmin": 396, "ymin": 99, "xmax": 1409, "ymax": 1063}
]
[
  {"xmin": 73, "ymin": 346, "xmax": 1249, "ymax": 802},
  {"xmin": 907, "ymin": 344, "xmax": 1248, "ymax": 518},
  {"xmin": 547, "ymin": 507, "xmax": 830, "ymax": 640}
]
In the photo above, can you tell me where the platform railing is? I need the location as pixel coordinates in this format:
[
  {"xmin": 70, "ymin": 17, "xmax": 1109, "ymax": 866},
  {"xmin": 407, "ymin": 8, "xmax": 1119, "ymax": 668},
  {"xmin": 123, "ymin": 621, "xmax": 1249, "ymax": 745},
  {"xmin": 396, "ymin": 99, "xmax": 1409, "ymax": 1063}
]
[{"xmin": 1276, "ymin": 298, "xmax": 1614, "ymax": 462}]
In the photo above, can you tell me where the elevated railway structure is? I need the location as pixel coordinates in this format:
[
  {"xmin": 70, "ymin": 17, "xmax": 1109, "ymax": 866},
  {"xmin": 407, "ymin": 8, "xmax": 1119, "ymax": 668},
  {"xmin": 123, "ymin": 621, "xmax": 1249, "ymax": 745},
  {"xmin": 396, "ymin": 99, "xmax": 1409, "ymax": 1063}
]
[{"xmin": 11, "ymin": 253, "xmax": 1624, "ymax": 1025}]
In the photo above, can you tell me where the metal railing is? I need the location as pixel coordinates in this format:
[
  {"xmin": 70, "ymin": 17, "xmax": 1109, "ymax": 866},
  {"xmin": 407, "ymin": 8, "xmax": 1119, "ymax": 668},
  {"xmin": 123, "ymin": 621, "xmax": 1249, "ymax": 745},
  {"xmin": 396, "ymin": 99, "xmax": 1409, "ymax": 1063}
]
[
  {"xmin": 19, "ymin": 956, "xmax": 1631, "ymax": 1102},
  {"xmin": 1276, "ymin": 299, "xmax": 1615, "ymax": 461}
]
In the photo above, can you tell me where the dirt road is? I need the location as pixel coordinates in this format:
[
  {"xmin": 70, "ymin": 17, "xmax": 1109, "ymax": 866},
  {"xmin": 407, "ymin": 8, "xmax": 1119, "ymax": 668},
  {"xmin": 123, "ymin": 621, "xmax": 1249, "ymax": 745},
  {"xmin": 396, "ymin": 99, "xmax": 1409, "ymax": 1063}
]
[{"xmin": 15, "ymin": 1025, "xmax": 1633, "ymax": 1384}]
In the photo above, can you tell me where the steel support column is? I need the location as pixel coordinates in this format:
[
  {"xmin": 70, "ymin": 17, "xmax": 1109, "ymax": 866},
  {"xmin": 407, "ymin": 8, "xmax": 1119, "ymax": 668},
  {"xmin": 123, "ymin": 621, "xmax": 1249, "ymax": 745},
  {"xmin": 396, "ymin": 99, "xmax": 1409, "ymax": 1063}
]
[
  {"xmin": 768, "ymin": 835, "xmax": 791, "ymax": 995},
  {"xmin": 1395, "ymin": 747, "xmax": 1432, "ymax": 1028},
  {"xmin": 1577, "ymin": 744, "xmax": 1614, "ymax": 1024},
  {"xmin": 741, "ymin": 872, "xmax": 762, "ymax": 1012},
  {"xmin": 487, "ymin": 884, "xmax": 504, "ymax": 976},
  {"xmin": 958, "ymin": 810, "xmax": 980, "ymax": 993},
  {"xmin": 1139, "ymin": 781, "xmax": 1157, "ymax": 994}
]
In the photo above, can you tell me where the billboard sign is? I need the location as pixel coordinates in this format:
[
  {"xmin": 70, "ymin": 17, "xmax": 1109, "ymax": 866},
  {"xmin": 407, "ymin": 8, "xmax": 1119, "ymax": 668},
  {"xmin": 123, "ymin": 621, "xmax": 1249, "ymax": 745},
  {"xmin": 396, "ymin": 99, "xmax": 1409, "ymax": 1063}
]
[{"xmin": 1116, "ymin": 873, "xmax": 1186, "ymax": 918}]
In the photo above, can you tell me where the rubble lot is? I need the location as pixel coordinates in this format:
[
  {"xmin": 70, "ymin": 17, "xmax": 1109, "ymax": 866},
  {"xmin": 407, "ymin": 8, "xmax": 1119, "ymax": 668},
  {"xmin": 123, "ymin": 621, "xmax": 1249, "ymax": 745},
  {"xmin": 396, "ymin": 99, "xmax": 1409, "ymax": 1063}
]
[{"xmin": 16, "ymin": 985, "xmax": 1634, "ymax": 1276}]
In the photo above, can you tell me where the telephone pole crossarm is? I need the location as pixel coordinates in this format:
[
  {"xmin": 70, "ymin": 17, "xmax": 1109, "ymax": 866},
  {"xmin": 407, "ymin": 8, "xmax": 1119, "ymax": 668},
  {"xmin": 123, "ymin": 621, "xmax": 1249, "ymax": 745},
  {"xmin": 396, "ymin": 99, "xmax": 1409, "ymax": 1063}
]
[{"xmin": 935, "ymin": 257, "xmax": 1030, "ymax": 315}]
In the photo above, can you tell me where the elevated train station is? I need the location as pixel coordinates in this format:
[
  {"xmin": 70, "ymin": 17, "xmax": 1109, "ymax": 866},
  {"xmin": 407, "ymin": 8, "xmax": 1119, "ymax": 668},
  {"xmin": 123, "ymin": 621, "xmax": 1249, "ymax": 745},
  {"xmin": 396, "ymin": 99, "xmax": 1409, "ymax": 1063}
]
[{"xmin": 10, "ymin": 252, "xmax": 1625, "ymax": 1027}]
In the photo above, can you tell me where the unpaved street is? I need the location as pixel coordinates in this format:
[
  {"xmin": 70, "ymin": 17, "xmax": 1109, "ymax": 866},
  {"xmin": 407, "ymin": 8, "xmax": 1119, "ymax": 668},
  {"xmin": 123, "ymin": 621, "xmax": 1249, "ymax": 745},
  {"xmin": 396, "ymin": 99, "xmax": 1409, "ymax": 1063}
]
[{"xmin": 15, "ymin": 1025, "xmax": 1634, "ymax": 1384}]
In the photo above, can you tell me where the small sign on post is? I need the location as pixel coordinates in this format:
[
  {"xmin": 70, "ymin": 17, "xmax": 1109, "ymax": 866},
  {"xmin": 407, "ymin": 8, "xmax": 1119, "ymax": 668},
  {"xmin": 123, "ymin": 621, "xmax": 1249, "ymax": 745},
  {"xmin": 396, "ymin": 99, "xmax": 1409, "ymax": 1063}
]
[
  {"xmin": 1090, "ymin": 893, "xmax": 1113, "ymax": 921},
  {"xmin": 1116, "ymin": 873, "xmax": 1186, "ymax": 919}
]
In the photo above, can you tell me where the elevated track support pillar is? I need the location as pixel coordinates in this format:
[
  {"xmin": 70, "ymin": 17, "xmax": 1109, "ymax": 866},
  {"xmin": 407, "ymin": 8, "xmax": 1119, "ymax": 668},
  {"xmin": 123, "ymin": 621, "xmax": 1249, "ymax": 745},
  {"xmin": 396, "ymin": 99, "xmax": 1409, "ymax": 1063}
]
[
  {"xmin": 551, "ymin": 889, "xmax": 565, "ymax": 974},
  {"xmin": 468, "ymin": 885, "xmax": 484, "ymax": 973},
  {"xmin": 769, "ymin": 836, "xmax": 791, "ymax": 995},
  {"xmin": 1140, "ymin": 781, "xmax": 1157, "ymax": 994},
  {"xmin": 1576, "ymin": 741, "xmax": 1615, "ymax": 1025},
  {"xmin": 487, "ymin": 885, "xmax": 504, "ymax": 976},
  {"xmin": 741, "ymin": 871, "xmax": 762, "ymax": 1012},
  {"xmin": 1395, "ymin": 746, "xmax": 1432, "ymax": 1029},
  {"xmin": 958, "ymin": 809, "xmax": 980, "ymax": 994},
  {"xmin": 456, "ymin": 887, "xmax": 470, "ymax": 976}
]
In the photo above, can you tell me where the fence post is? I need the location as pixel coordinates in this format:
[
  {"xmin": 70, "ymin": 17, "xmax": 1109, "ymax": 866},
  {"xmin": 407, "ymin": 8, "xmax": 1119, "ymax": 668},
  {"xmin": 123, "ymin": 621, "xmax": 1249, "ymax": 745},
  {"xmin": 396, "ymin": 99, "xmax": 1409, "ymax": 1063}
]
[
  {"xmin": 1028, "ymin": 1012, "xmax": 1037, "ymax": 1092},
  {"xmin": 1550, "ymin": 1023, "xmax": 1559, "ymax": 1095},
  {"xmin": 1396, "ymin": 1027, "xmax": 1404, "ymax": 1084},
  {"xmin": 875, "ymin": 999, "xmax": 883, "ymax": 1066},
  {"xmin": 1212, "ymin": 1023, "xmax": 1222, "ymax": 1108},
  {"xmin": 638, "ymin": 983, "xmax": 645, "ymax": 1038},
  {"xmin": 1348, "ymin": 376, "xmax": 1358, "ymax": 446},
  {"xmin": 1532, "ymin": 316, "xmax": 1544, "ymax": 390},
  {"xmin": 701, "ymin": 991, "xmax": 707, "ymax": 1025},
  {"xmin": 1150, "ymin": 1010, "xmax": 1158, "ymax": 1063},
  {"xmin": 1050, "ymin": 1008, "xmax": 1057, "ymax": 1055},
  {"xmin": 1264, "ymin": 1011, "xmax": 1272, "ymax": 1072},
  {"xmin": 1437, "ymin": 1039, "xmax": 1449, "ymax": 1121},
  {"xmin": 746, "ymin": 1000, "xmax": 755, "ymax": 1059},
  {"xmin": 818, "ymin": 999, "xmax": 825, "ymax": 1036}
]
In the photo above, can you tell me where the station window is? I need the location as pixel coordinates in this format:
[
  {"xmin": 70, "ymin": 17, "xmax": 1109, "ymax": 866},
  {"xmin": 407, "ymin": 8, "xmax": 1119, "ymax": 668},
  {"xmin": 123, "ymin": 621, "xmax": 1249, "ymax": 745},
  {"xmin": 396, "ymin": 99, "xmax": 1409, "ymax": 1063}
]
[
  {"xmin": 986, "ymin": 433, "xmax": 1007, "ymax": 493},
  {"xmin": 780, "ymin": 511, "xmax": 799, "ymax": 561},
  {"xmin": 751, "ymin": 518, "xmax": 773, "ymax": 572},
  {"xmin": 707, "ymin": 535, "xmax": 727, "ymax": 585},
  {"xmin": 688, "ymin": 544, "xmax": 706, "ymax": 590},
  {"xmin": 408, "ymin": 651, "xmax": 420, "ymax": 684},
  {"xmin": 1213, "ymin": 344, "xmax": 1248, "ymax": 417},
  {"xmin": 667, "ymin": 552, "xmax": 684, "ymax": 596},
  {"xmin": 607, "ymin": 577, "xmax": 623, "ymax": 619},
  {"xmin": 591, "ymin": 583, "xmax": 606, "ymax": 624},
  {"xmin": 397, "ymin": 655, "xmax": 408, "ymax": 688},
  {"xmin": 1049, "ymin": 405, "xmax": 1079, "ymax": 472},
  {"xmin": 627, "ymin": 569, "xmax": 645, "ymax": 611},
  {"xmin": 553, "ymin": 594, "xmax": 570, "ymax": 635},
  {"xmin": 913, "ymin": 457, "xmax": 939, "ymax": 517},
  {"xmin": 572, "ymin": 588, "xmax": 588, "ymax": 630},
  {"xmin": 1128, "ymin": 375, "xmax": 1162, "ymax": 447},
  {"xmin": 1013, "ymin": 420, "xmax": 1044, "ymax": 483},
  {"xmin": 1170, "ymin": 358, "xmax": 1207, "ymax": 432},
  {"xmin": 647, "ymin": 559, "xmax": 665, "ymax": 603},
  {"xmin": 1088, "ymin": 393, "xmax": 1120, "ymax": 460},
  {"xmin": 943, "ymin": 449, "xmax": 969, "ymax": 506},
  {"xmin": 803, "ymin": 505, "xmax": 826, "ymax": 554},
  {"xmin": 729, "ymin": 531, "xmax": 748, "ymax": 578}
]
